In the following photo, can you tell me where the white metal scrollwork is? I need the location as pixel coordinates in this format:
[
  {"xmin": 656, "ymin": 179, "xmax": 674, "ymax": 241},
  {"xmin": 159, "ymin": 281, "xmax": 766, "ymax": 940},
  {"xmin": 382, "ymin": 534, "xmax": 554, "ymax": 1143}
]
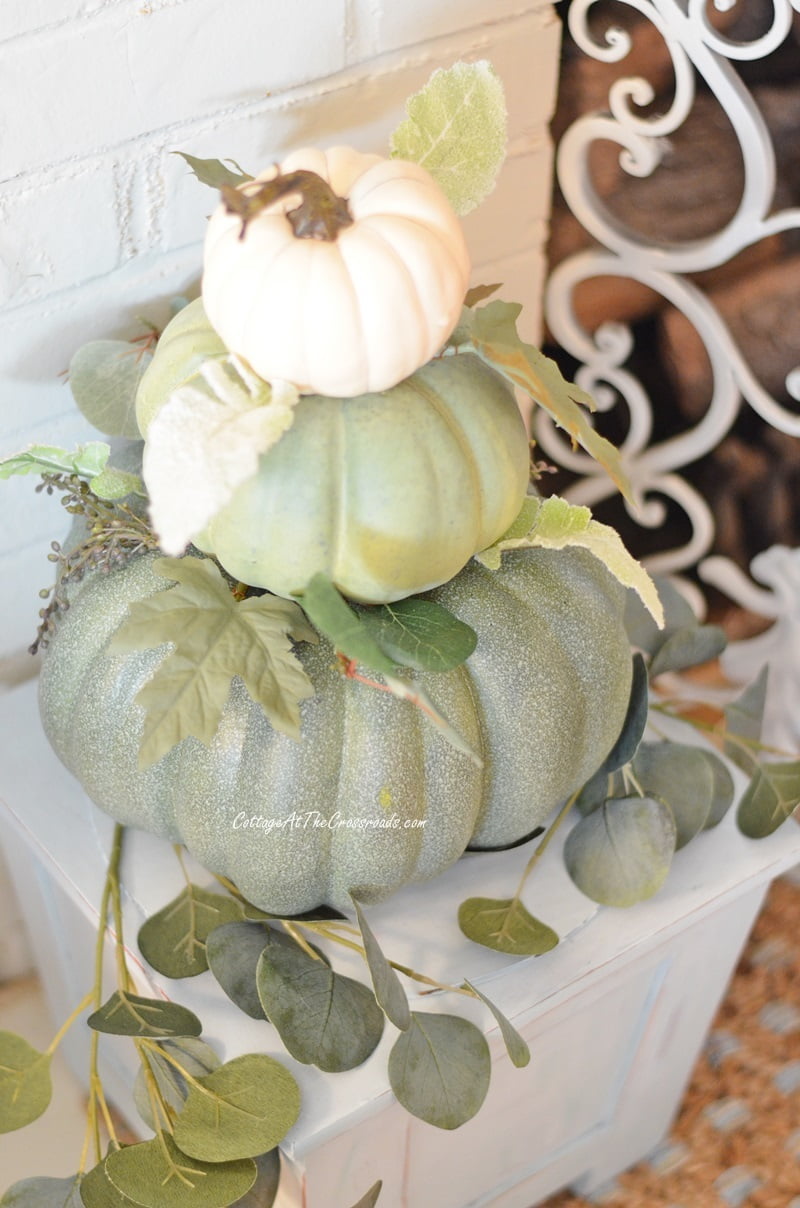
[{"xmin": 545, "ymin": 0, "xmax": 800, "ymax": 727}]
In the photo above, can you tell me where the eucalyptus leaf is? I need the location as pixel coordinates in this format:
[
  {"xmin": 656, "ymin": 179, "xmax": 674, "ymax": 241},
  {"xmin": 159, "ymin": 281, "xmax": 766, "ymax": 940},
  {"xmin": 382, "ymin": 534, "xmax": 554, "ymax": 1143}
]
[
  {"xmin": 574, "ymin": 766, "xmax": 622, "ymax": 817},
  {"xmin": 456, "ymin": 302, "xmax": 631, "ymax": 500},
  {"xmin": 134, "ymin": 1037, "xmax": 222, "ymax": 1132},
  {"xmin": 0, "ymin": 1174, "xmax": 83, "ymax": 1207},
  {"xmin": 347, "ymin": 1182, "xmax": 382, "ymax": 1208},
  {"xmin": 476, "ymin": 496, "xmax": 662, "ymax": 625},
  {"xmin": 175, "ymin": 152, "xmax": 253, "ymax": 189},
  {"xmin": 0, "ymin": 1032, "xmax": 52, "ymax": 1133},
  {"xmin": 87, "ymin": 990, "xmax": 201, "ymax": 1039},
  {"xmin": 256, "ymin": 942, "xmax": 384, "ymax": 1072},
  {"xmin": 649, "ymin": 624, "xmax": 727, "ymax": 678},
  {"xmin": 359, "ymin": 598, "xmax": 477, "ymax": 672},
  {"xmin": 69, "ymin": 340, "xmax": 151, "ymax": 439},
  {"xmin": 110, "ymin": 557, "xmax": 317, "ymax": 768},
  {"xmin": 0, "ymin": 443, "xmax": 110, "ymax": 482},
  {"xmin": 298, "ymin": 574, "xmax": 396, "ymax": 674},
  {"xmin": 600, "ymin": 653, "xmax": 649, "ymax": 773},
  {"xmin": 388, "ymin": 1012, "xmax": 491, "ymax": 1129},
  {"xmin": 632, "ymin": 742, "xmax": 715, "ymax": 849},
  {"xmin": 737, "ymin": 760, "xmax": 800, "ymax": 838},
  {"xmin": 458, "ymin": 897, "xmax": 558, "ymax": 957},
  {"xmin": 702, "ymin": 751, "xmax": 736, "ymax": 829},
  {"xmin": 229, "ymin": 1151, "xmax": 281, "ymax": 1208},
  {"xmin": 104, "ymin": 1134, "xmax": 257, "ymax": 1208},
  {"xmin": 463, "ymin": 981, "xmax": 530, "ymax": 1068},
  {"xmin": 564, "ymin": 796, "xmax": 677, "ymax": 907},
  {"xmin": 351, "ymin": 897, "xmax": 411, "ymax": 1031},
  {"xmin": 390, "ymin": 60, "xmax": 506, "ymax": 215},
  {"xmin": 206, "ymin": 922, "xmax": 272, "ymax": 1019},
  {"xmin": 624, "ymin": 576, "xmax": 695, "ymax": 654},
  {"xmin": 172, "ymin": 1053, "xmax": 300, "ymax": 1162},
  {"xmin": 206, "ymin": 923, "xmax": 330, "ymax": 1020},
  {"xmin": 137, "ymin": 883, "xmax": 246, "ymax": 978},
  {"xmin": 78, "ymin": 1161, "xmax": 139, "ymax": 1207},
  {"xmin": 724, "ymin": 667, "xmax": 768, "ymax": 774}
]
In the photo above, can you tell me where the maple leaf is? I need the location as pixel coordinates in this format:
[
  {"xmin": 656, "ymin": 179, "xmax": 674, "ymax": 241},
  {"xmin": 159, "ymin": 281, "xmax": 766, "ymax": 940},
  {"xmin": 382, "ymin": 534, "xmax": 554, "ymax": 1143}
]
[{"xmin": 108, "ymin": 557, "xmax": 317, "ymax": 768}]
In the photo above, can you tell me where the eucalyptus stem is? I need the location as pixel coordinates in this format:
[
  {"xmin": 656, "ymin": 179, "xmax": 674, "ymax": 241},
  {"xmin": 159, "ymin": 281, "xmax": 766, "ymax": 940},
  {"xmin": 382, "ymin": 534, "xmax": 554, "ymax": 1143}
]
[
  {"xmin": 45, "ymin": 991, "xmax": 93, "ymax": 1057},
  {"xmin": 512, "ymin": 789, "xmax": 580, "ymax": 901},
  {"xmin": 77, "ymin": 824, "xmax": 126, "ymax": 1170},
  {"xmin": 297, "ymin": 921, "xmax": 473, "ymax": 997},
  {"xmin": 281, "ymin": 921, "xmax": 322, "ymax": 960}
]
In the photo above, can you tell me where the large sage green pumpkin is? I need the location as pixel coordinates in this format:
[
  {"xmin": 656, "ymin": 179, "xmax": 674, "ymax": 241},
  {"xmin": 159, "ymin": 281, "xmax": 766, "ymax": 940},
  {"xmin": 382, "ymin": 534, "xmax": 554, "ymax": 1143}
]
[
  {"xmin": 38, "ymin": 547, "xmax": 632, "ymax": 915},
  {"xmin": 136, "ymin": 300, "xmax": 531, "ymax": 604}
]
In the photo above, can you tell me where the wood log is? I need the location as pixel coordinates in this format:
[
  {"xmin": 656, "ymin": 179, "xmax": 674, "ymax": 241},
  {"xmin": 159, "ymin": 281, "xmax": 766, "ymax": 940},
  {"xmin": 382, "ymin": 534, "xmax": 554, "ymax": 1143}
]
[{"xmin": 658, "ymin": 254, "xmax": 800, "ymax": 420}]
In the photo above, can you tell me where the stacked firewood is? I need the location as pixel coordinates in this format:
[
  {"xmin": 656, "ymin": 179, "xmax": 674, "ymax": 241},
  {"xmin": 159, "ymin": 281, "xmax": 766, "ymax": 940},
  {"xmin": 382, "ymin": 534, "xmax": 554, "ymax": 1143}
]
[{"xmin": 547, "ymin": 1, "xmax": 800, "ymax": 572}]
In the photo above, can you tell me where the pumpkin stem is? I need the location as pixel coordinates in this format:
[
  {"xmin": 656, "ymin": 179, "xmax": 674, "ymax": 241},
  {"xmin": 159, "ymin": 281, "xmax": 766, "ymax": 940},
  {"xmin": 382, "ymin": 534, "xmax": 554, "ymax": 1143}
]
[{"xmin": 221, "ymin": 169, "xmax": 354, "ymax": 242}]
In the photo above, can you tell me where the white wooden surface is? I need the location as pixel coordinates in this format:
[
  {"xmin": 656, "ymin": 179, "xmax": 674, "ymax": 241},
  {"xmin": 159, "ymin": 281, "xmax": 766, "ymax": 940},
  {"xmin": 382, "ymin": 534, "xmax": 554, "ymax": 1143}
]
[{"xmin": 2, "ymin": 679, "xmax": 799, "ymax": 1206}]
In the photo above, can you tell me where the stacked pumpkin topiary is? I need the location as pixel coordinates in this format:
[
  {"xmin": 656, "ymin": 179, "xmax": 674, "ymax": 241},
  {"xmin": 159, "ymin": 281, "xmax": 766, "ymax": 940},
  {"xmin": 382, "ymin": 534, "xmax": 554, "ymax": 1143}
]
[{"xmin": 6, "ymin": 63, "xmax": 654, "ymax": 918}]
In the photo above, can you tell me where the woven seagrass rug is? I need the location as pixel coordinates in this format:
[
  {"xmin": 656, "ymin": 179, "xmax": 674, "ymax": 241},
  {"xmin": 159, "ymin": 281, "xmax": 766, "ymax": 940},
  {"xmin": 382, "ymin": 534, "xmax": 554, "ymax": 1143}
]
[{"xmin": 541, "ymin": 866, "xmax": 800, "ymax": 1208}]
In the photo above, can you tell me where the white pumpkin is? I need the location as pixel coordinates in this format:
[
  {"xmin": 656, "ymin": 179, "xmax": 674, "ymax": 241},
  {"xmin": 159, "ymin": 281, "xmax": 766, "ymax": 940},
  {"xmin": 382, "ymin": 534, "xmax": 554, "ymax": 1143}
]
[{"xmin": 201, "ymin": 146, "xmax": 471, "ymax": 398}]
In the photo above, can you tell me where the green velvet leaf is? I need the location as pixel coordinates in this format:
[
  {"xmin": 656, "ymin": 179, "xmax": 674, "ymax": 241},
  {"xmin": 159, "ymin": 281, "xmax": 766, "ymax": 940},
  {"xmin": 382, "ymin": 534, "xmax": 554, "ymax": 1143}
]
[
  {"xmin": 0, "ymin": 1174, "xmax": 83, "ymax": 1206},
  {"xmin": 256, "ymin": 942, "xmax": 384, "ymax": 1072},
  {"xmin": 463, "ymin": 981, "xmax": 530, "ymax": 1068},
  {"xmin": 175, "ymin": 152, "xmax": 253, "ymax": 189},
  {"xmin": 351, "ymin": 897, "xmax": 411, "ymax": 1031},
  {"xmin": 737, "ymin": 760, "xmax": 800, "ymax": 838},
  {"xmin": 724, "ymin": 667, "xmax": 768, "ymax": 774},
  {"xmin": 347, "ymin": 1181, "xmax": 382, "ymax": 1208},
  {"xmin": 476, "ymin": 496, "xmax": 662, "ymax": 624},
  {"xmin": 138, "ymin": 884, "xmax": 246, "ymax": 978},
  {"xmin": 69, "ymin": 340, "xmax": 151, "ymax": 439},
  {"xmin": 172, "ymin": 1054, "xmax": 300, "ymax": 1162},
  {"xmin": 389, "ymin": 60, "xmax": 507, "ymax": 215},
  {"xmin": 134, "ymin": 1037, "xmax": 221, "ymax": 1132},
  {"xmin": 632, "ymin": 742, "xmax": 715, "ymax": 849},
  {"xmin": 0, "ymin": 443, "xmax": 110, "ymax": 482},
  {"xmin": 144, "ymin": 359, "xmax": 300, "ymax": 557},
  {"xmin": 87, "ymin": 991, "xmax": 202, "ymax": 1039},
  {"xmin": 298, "ymin": 574, "xmax": 396, "ymax": 673},
  {"xmin": 87, "ymin": 466, "xmax": 144, "ymax": 500},
  {"xmin": 388, "ymin": 1012, "xmax": 491, "ymax": 1129},
  {"xmin": 359, "ymin": 598, "xmax": 477, "ymax": 672},
  {"xmin": 564, "ymin": 796, "xmax": 677, "ymax": 907},
  {"xmin": 0, "ymin": 1032, "xmax": 52, "ymax": 1133},
  {"xmin": 458, "ymin": 897, "xmax": 558, "ymax": 956},
  {"xmin": 109, "ymin": 556, "xmax": 317, "ymax": 768},
  {"xmin": 229, "ymin": 1151, "xmax": 281, "ymax": 1208},
  {"xmin": 104, "ymin": 1135, "xmax": 257, "ymax": 1208},
  {"xmin": 456, "ymin": 302, "xmax": 631, "ymax": 500}
]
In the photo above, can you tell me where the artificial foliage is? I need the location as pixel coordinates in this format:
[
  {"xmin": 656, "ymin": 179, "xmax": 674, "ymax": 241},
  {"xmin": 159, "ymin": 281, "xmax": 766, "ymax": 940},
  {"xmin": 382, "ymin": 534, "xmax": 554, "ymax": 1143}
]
[{"xmin": 1, "ymin": 60, "xmax": 799, "ymax": 1208}]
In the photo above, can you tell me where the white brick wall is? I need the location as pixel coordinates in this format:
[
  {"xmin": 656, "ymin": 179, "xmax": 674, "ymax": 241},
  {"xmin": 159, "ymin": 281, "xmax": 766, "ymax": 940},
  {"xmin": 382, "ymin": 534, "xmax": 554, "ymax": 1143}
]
[{"xmin": 0, "ymin": 0, "xmax": 562, "ymax": 660}]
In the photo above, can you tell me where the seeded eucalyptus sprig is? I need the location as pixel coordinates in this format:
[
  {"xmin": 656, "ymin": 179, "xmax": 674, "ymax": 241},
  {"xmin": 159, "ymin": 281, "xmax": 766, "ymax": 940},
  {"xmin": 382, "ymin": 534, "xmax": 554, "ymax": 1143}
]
[{"xmin": 31, "ymin": 473, "xmax": 159, "ymax": 653}]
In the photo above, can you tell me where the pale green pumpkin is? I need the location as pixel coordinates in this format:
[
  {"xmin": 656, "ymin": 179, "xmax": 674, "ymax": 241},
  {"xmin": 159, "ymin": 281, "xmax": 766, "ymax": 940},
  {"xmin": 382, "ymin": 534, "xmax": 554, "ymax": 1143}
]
[
  {"xmin": 136, "ymin": 300, "xmax": 531, "ymax": 604},
  {"xmin": 38, "ymin": 547, "xmax": 632, "ymax": 915}
]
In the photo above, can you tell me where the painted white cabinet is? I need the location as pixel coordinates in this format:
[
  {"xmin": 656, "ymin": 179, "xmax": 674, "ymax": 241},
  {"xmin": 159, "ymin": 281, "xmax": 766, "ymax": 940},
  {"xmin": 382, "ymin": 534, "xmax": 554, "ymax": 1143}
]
[{"xmin": 2, "ymin": 680, "xmax": 799, "ymax": 1206}]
